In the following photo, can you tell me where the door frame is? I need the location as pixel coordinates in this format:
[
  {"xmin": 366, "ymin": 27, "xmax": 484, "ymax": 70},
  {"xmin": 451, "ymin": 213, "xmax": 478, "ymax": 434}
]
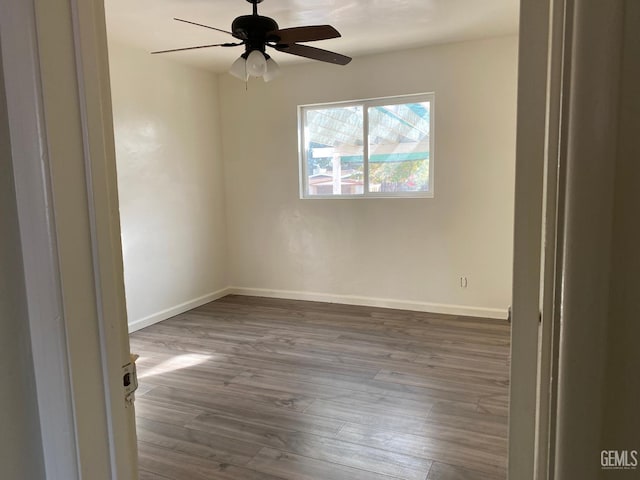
[
  {"xmin": 0, "ymin": 0, "xmax": 79, "ymax": 477},
  {"xmin": 510, "ymin": 1, "xmax": 629, "ymax": 479},
  {"xmin": 508, "ymin": 0, "xmax": 563, "ymax": 476},
  {"xmin": 0, "ymin": 0, "xmax": 137, "ymax": 478}
]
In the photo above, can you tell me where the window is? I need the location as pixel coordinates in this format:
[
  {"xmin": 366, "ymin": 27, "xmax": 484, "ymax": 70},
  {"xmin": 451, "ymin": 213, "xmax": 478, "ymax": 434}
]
[{"xmin": 299, "ymin": 93, "xmax": 434, "ymax": 198}]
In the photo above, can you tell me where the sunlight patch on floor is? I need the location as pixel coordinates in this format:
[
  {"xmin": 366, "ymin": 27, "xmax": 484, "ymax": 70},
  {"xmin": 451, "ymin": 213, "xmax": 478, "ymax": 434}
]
[{"xmin": 138, "ymin": 353, "xmax": 211, "ymax": 379}]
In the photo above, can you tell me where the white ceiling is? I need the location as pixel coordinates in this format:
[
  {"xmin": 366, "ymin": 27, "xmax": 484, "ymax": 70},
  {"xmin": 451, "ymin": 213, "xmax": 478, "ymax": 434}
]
[{"xmin": 105, "ymin": 0, "xmax": 519, "ymax": 72}]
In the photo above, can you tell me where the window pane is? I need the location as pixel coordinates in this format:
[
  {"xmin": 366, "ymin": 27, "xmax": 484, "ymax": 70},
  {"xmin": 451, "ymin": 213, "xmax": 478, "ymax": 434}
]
[
  {"xmin": 304, "ymin": 106, "xmax": 364, "ymax": 196},
  {"xmin": 367, "ymin": 102, "xmax": 430, "ymax": 193}
]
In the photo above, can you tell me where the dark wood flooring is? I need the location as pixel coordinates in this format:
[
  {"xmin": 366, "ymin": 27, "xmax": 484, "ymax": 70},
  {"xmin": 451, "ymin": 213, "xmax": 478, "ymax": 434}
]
[{"xmin": 130, "ymin": 295, "xmax": 510, "ymax": 480}]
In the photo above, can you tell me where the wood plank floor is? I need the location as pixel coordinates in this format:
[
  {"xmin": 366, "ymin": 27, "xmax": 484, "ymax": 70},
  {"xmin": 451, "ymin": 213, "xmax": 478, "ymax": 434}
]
[{"xmin": 130, "ymin": 295, "xmax": 510, "ymax": 480}]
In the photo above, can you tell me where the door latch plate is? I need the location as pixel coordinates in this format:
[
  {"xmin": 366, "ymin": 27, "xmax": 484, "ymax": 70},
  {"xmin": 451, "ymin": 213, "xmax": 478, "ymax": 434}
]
[{"xmin": 122, "ymin": 354, "xmax": 139, "ymax": 405}]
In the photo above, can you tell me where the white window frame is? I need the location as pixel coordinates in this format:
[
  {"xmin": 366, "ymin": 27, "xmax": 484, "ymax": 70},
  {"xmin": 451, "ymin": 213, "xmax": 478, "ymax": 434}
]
[{"xmin": 298, "ymin": 93, "xmax": 435, "ymax": 199}]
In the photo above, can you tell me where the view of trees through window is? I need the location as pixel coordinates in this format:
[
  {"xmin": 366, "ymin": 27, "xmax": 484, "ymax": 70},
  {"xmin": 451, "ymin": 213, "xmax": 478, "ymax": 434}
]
[{"xmin": 300, "ymin": 95, "xmax": 433, "ymax": 198}]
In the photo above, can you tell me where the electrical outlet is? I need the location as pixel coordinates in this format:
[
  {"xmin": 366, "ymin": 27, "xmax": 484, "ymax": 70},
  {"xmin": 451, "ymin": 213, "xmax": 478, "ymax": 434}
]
[{"xmin": 460, "ymin": 276, "xmax": 468, "ymax": 288}]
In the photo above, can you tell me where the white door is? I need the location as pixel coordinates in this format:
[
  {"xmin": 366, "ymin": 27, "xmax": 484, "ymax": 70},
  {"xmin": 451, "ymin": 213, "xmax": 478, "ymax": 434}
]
[
  {"xmin": 508, "ymin": 0, "xmax": 551, "ymax": 478},
  {"xmin": 1, "ymin": 0, "xmax": 138, "ymax": 478},
  {"xmin": 508, "ymin": 0, "xmax": 568, "ymax": 478}
]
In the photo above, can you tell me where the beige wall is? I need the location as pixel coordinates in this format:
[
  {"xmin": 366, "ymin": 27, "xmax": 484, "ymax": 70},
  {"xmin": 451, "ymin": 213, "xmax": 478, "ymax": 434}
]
[
  {"xmin": 601, "ymin": 0, "xmax": 640, "ymax": 460},
  {"xmin": 219, "ymin": 36, "xmax": 518, "ymax": 317},
  {"xmin": 553, "ymin": 1, "xmax": 640, "ymax": 477},
  {"xmin": 108, "ymin": 42, "xmax": 228, "ymax": 330},
  {"xmin": 0, "ymin": 41, "xmax": 45, "ymax": 480}
]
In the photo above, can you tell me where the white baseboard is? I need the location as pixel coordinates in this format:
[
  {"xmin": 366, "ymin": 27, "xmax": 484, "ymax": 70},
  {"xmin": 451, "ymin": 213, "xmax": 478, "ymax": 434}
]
[
  {"xmin": 128, "ymin": 286, "xmax": 507, "ymax": 332},
  {"xmin": 227, "ymin": 286, "xmax": 508, "ymax": 320},
  {"xmin": 128, "ymin": 287, "xmax": 231, "ymax": 332}
]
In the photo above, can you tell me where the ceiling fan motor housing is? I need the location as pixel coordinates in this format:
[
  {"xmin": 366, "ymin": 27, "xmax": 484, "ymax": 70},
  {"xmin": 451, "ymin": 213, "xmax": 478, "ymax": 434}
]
[{"xmin": 232, "ymin": 15, "xmax": 279, "ymax": 51}]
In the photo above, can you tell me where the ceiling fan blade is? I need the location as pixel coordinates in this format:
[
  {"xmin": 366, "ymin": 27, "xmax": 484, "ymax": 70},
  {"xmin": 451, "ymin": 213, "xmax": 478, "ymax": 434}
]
[
  {"xmin": 173, "ymin": 18, "xmax": 237, "ymax": 37},
  {"xmin": 151, "ymin": 43, "xmax": 241, "ymax": 54},
  {"xmin": 267, "ymin": 25, "xmax": 341, "ymax": 44},
  {"xmin": 274, "ymin": 43, "xmax": 352, "ymax": 65}
]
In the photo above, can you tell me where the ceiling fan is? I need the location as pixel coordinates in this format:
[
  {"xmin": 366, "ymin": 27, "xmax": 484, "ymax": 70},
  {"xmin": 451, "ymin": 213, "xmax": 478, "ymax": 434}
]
[{"xmin": 151, "ymin": 0, "xmax": 352, "ymax": 82}]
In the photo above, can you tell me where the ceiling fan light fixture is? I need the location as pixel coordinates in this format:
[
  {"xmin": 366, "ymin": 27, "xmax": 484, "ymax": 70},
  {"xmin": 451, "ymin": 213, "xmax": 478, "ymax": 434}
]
[
  {"xmin": 246, "ymin": 49, "xmax": 268, "ymax": 77},
  {"xmin": 263, "ymin": 57, "xmax": 281, "ymax": 82},
  {"xmin": 229, "ymin": 56, "xmax": 248, "ymax": 80}
]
